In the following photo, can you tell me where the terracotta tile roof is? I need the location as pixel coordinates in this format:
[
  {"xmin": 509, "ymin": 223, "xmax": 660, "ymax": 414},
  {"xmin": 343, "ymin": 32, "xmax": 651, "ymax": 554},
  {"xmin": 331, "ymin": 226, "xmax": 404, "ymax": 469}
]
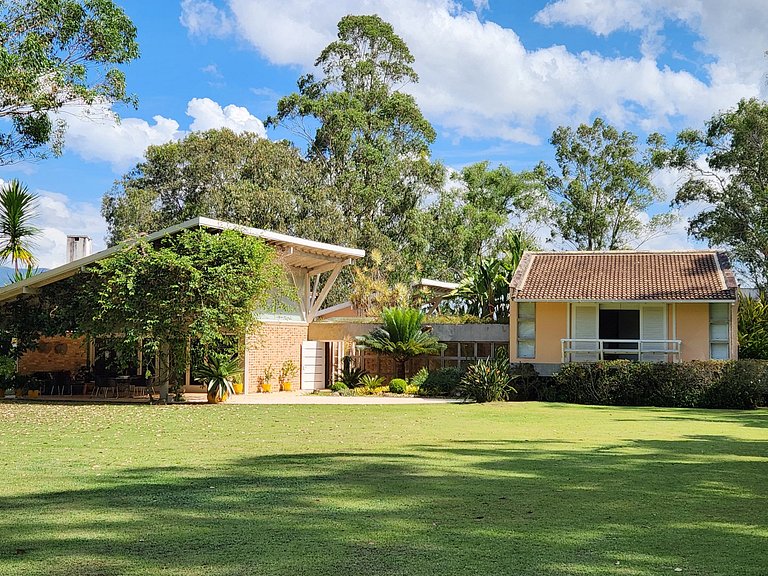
[{"xmin": 510, "ymin": 251, "xmax": 737, "ymax": 301}]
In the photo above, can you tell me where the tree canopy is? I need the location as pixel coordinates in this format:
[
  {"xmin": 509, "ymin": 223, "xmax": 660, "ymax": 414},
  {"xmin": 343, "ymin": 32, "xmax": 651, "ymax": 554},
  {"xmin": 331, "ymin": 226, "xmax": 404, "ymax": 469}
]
[
  {"xmin": 0, "ymin": 0, "xmax": 139, "ymax": 164},
  {"xmin": 102, "ymin": 129, "xmax": 342, "ymax": 246},
  {"xmin": 654, "ymin": 98, "xmax": 768, "ymax": 288},
  {"xmin": 268, "ymin": 14, "xmax": 445, "ymax": 281},
  {"xmin": 537, "ymin": 117, "xmax": 673, "ymax": 251}
]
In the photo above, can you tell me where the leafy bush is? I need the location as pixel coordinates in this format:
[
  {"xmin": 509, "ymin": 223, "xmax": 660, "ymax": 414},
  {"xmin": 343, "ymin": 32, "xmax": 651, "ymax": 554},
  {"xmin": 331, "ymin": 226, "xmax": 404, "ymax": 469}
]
[
  {"xmin": 388, "ymin": 378, "xmax": 407, "ymax": 394},
  {"xmin": 420, "ymin": 367, "xmax": 463, "ymax": 397},
  {"xmin": 459, "ymin": 356, "xmax": 516, "ymax": 403},
  {"xmin": 739, "ymin": 291, "xmax": 768, "ymax": 359},
  {"xmin": 330, "ymin": 381, "xmax": 348, "ymax": 392},
  {"xmin": 405, "ymin": 384, "xmax": 420, "ymax": 395},
  {"xmin": 703, "ymin": 360, "xmax": 768, "ymax": 409},
  {"xmin": 409, "ymin": 367, "xmax": 429, "ymax": 390},
  {"xmin": 0, "ymin": 355, "xmax": 15, "ymax": 389},
  {"xmin": 552, "ymin": 360, "xmax": 767, "ymax": 409},
  {"xmin": 507, "ymin": 362, "xmax": 544, "ymax": 401}
]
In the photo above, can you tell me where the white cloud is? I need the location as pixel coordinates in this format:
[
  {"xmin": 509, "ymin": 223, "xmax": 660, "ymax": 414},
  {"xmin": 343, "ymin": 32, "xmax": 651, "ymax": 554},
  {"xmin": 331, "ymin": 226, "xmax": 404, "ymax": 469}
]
[
  {"xmin": 59, "ymin": 98, "xmax": 266, "ymax": 171},
  {"xmin": 180, "ymin": 0, "xmax": 233, "ymax": 38},
  {"xmin": 187, "ymin": 0, "xmax": 759, "ymax": 145},
  {"xmin": 186, "ymin": 97, "xmax": 267, "ymax": 136},
  {"xmin": 61, "ymin": 103, "xmax": 182, "ymax": 172},
  {"xmin": 0, "ymin": 181, "xmax": 105, "ymax": 269},
  {"xmin": 201, "ymin": 63, "xmax": 223, "ymax": 78},
  {"xmin": 534, "ymin": 0, "xmax": 768, "ymax": 97}
]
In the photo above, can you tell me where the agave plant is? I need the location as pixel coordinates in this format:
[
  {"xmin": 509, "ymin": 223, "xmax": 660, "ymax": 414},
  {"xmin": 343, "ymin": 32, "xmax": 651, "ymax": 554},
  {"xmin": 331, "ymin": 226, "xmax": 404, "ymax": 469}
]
[
  {"xmin": 356, "ymin": 307, "xmax": 446, "ymax": 379},
  {"xmin": 194, "ymin": 355, "xmax": 241, "ymax": 402},
  {"xmin": 0, "ymin": 180, "xmax": 39, "ymax": 274}
]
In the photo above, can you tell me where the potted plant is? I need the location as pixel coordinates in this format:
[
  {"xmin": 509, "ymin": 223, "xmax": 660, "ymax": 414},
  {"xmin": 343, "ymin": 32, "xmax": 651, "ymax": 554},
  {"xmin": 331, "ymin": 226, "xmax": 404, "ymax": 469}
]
[
  {"xmin": 279, "ymin": 360, "xmax": 298, "ymax": 391},
  {"xmin": 13, "ymin": 374, "xmax": 28, "ymax": 398},
  {"xmin": 194, "ymin": 355, "xmax": 241, "ymax": 404},
  {"xmin": 262, "ymin": 364, "xmax": 274, "ymax": 393},
  {"xmin": 26, "ymin": 378, "xmax": 42, "ymax": 399},
  {"xmin": 232, "ymin": 373, "xmax": 244, "ymax": 395}
]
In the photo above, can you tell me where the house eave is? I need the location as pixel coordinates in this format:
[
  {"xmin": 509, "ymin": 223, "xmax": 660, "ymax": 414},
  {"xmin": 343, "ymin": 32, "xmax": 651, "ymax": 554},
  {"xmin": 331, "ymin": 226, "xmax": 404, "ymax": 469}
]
[{"xmin": 512, "ymin": 298, "xmax": 737, "ymax": 304}]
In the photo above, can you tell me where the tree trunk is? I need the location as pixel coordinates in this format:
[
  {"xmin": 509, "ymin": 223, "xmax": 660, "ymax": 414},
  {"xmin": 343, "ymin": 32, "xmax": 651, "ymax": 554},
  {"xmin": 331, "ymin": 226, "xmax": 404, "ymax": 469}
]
[{"xmin": 396, "ymin": 360, "xmax": 406, "ymax": 380}]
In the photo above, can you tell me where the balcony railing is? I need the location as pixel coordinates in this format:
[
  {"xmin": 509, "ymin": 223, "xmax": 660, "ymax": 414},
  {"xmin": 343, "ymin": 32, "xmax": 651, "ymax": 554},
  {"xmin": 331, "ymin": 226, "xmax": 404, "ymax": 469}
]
[{"xmin": 561, "ymin": 339, "xmax": 682, "ymax": 363}]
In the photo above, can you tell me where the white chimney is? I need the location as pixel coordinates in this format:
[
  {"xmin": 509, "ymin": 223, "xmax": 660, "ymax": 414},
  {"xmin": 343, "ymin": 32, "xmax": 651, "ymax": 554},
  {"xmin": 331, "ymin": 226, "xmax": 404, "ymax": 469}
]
[{"xmin": 66, "ymin": 236, "xmax": 92, "ymax": 263}]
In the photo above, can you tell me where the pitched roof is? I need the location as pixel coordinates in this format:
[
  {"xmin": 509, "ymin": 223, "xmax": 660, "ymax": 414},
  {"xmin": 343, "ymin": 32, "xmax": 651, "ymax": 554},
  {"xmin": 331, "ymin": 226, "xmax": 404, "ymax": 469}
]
[
  {"xmin": 0, "ymin": 217, "xmax": 365, "ymax": 304},
  {"xmin": 510, "ymin": 251, "xmax": 738, "ymax": 302}
]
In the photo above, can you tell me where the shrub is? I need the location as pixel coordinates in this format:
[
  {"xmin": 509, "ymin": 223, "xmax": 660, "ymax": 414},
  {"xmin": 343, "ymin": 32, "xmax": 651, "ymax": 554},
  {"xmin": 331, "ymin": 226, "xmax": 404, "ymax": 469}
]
[
  {"xmin": 405, "ymin": 384, "xmax": 420, "ymax": 395},
  {"xmin": 409, "ymin": 367, "xmax": 429, "ymax": 390},
  {"xmin": 704, "ymin": 360, "xmax": 768, "ymax": 409},
  {"xmin": 420, "ymin": 367, "xmax": 463, "ymax": 397},
  {"xmin": 330, "ymin": 381, "xmax": 348, "ymax": 392},
  {"xmin": 459, "ymin": 357, "xmax": 517, "ymax": 403},
  {"xmin": 507, "ymin": 363, "xmax": 544, "ymax": 401},
  {"xmin": 388, "ymin": 378, "xmax": 407, "ymax": 394},
  {"xmin": 552, "ymin": 361, "xmax": 631, "ymax": 405},
  {"xmin": 551, "ymin": 360, "xmax": 767, "ymax": 409}
]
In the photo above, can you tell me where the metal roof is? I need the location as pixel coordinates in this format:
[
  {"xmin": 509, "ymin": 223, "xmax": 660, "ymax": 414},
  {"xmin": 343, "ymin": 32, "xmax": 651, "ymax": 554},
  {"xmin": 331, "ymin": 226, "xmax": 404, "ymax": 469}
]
[{"xmin": 0, "ymin": 217, "xmax": 365, "ymax": 303}]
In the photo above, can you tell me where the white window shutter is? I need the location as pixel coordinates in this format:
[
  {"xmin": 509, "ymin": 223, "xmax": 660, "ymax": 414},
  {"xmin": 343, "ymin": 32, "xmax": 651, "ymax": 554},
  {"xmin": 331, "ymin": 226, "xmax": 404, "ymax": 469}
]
[
  {"xmin": 641, "ymin": 305, "xmax": 666, "ymax": 361},
  {"xmin": 572, "ymin": 304, "xmax": 598, "ymax": 360}
]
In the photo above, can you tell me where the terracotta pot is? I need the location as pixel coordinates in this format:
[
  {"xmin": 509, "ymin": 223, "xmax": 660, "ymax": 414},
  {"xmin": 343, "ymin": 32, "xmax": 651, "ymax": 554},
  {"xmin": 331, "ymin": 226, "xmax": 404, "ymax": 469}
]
[
  {"xmin": 207, "ymin": 391, "xmax": 229, "ymax": 404},
  {"xmin": 27, "ymin": 390, "xmax": 40, "ymax": 399}
]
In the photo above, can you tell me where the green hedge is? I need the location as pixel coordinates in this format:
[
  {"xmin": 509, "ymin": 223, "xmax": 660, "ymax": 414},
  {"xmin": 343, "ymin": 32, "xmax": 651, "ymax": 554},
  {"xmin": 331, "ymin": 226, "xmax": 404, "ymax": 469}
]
[{"xmin": 551, "ymin": 360, "xmax": 768, "ymax": 409}]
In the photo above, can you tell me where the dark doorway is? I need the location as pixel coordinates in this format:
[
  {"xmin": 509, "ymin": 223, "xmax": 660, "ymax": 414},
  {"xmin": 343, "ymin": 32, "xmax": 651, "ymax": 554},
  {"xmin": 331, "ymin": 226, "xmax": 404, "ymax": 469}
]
[{"xmin": 599, "ymin": 309, "xmax": 640, "ymax": 351}]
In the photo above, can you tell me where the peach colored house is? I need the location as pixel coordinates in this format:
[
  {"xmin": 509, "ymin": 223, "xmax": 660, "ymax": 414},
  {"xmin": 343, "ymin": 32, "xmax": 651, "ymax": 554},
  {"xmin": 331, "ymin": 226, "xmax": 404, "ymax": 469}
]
[{"xmin": 509, "ymin": 251, "xmax": 739, "ymax": 375}]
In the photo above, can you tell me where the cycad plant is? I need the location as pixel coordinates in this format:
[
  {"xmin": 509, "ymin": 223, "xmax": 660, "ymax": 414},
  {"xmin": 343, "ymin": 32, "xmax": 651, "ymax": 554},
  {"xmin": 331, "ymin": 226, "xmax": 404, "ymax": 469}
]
[
  {"xmin": 357, "ymin": 307, "xmax": 446, "ymax": 379},
  {"xmin": 0, "ymin": 180, "xmax": 39, "ymax": 275},
  {"xmin": 194, "ymin": 355, "xmax": 241, "ymax": 402}
]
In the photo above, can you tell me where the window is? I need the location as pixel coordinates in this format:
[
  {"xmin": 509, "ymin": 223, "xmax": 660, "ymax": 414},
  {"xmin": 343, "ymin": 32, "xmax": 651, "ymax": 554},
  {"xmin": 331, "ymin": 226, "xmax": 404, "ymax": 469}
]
[
  {"xmin": 710, "ymin": 303, "xmax": 730, "ymax": 360},
  {"xmin": 517, "ymin": 302, "xmax": 536, "ymax": 359}
]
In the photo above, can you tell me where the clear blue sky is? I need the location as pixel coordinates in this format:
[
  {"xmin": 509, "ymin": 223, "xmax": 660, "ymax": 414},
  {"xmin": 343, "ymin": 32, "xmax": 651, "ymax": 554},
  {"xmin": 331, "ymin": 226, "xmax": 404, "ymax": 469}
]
[{"xmin": 1, "ymin": 0, "xmax": 765, "ymax": 267}]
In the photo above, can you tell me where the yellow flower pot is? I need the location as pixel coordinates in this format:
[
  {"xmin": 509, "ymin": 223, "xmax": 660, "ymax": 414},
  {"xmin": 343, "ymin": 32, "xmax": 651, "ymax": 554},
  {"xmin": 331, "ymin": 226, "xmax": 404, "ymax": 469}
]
[
  {"xmin": 233, "ymin": 383, "xmax": 244, "ymax": 395},
  {"xmin": 261, "ymin": 383, "xmax": 272, "ymax": 393},
  {"xmin": 281, "ymin": 382, "xmax": 292, "ymax": 391}
]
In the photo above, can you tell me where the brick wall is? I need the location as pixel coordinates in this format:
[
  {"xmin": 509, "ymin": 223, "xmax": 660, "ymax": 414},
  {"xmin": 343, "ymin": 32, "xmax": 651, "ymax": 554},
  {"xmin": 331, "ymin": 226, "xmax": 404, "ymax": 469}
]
[
  {"xmin": 245, "ymin": 323, "xmax": 308, "ymax": 392},
  {"xmin": 18, "ymin": 336, "xmax": 87, "ymax": 375}
]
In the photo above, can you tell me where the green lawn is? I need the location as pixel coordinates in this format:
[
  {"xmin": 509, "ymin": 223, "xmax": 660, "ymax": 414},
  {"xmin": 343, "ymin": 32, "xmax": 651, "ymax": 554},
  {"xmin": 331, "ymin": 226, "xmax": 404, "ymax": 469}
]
[{"xmin": 0, "ymin": 402, "xmax": 766, "ymax": 576}]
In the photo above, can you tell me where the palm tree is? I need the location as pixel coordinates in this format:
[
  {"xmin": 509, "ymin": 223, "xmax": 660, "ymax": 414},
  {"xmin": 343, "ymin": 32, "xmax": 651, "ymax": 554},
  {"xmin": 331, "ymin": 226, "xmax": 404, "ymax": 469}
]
[
  {"xmin": 0, "ymin": 179, "xmax": 40, "ymax": 275},
  {"xmin": 357, "ymin": 307, "xmax": 446, "ymax": 379},
  {"xmin": 448, "ymin": 229, "xmax": 537, "ymax": 321}
]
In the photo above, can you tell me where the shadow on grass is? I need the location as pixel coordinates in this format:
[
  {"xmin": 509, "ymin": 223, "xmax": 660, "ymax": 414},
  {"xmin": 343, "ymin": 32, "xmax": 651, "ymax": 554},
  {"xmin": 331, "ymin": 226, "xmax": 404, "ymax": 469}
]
[
  {"xmin": 538, "ymin": 402, "xmax": 768, "ymax": 430},
  {"xmin": 1, "ymin": 436, "xmax": 767, "ymax": 576}
]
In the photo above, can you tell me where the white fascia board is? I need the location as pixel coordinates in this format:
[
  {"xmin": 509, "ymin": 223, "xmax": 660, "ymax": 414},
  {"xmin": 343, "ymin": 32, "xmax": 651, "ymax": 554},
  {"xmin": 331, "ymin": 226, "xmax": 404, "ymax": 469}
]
[
  {"xmin": 196, "ymin": 217, "xmax": 365, "ymax": 259},
  {"xmin": 513, "ymin": 298, "xmax": 737, "ymax": 304}
]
